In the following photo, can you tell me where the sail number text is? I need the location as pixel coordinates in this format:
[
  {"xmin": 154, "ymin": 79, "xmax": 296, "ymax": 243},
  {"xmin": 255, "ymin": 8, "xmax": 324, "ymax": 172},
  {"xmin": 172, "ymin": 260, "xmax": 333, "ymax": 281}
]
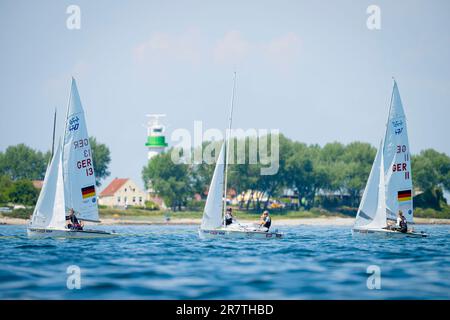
[
  {"xmin": 77, "ymin": 158, "xmax": 94, "ymax": 176},
  {"xmin": 73, "ymin": 139, "xmax": 94, "ymax": 176},
  {"xmin": 73, "ymin": 138, "xmax": 89, "ymax": 149},
  {"xmin": 393, "ymin": 145, "xmax": 410, "ymax": 180}
]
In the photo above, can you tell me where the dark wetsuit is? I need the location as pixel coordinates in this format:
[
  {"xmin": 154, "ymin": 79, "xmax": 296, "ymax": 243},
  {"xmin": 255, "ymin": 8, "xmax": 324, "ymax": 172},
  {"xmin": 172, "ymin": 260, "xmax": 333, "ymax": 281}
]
[
  {"xmin": 398, "ymin": 217, "xmax": 407, "ymax": 233},
  {"xmin": 66, "ymin": 215, "xmax": 83, "ymax": 230},
  {"xmin": 262, "ymin": 216, "xmax": 271, "ymax": 231},
  {"xmin": 225, "ymin": 213, "xmax": 233, "ymax": 226}
]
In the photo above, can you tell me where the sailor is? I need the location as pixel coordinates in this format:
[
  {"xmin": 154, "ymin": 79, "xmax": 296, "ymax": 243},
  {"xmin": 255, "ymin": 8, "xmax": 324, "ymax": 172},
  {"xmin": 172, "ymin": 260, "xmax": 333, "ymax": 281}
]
[
  {"xmin": 259, "ymin": 210, "xmax": 271, "ymax": 231},
  {"xmin": 225, "ymin": 207, "xmax": 234, "ymax": 226},
  {"xmin": 66, "ymin": 208, "xmax": 84, "ymax": 231},
  {"xmin": 396, "ymin": 210, "xmax": 408, "ymax": 233}
]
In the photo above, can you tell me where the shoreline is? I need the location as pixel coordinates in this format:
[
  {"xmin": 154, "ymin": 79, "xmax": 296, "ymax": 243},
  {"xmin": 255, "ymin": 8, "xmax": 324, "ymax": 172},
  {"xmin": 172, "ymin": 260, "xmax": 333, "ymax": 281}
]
[{"xmin": 1, "ymin": 216, "xmax": 450, "ymax": 226}]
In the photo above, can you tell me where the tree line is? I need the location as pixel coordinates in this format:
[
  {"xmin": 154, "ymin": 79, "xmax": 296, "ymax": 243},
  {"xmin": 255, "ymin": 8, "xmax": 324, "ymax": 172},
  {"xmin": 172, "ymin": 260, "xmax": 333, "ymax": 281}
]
[
  {"xmin": 0, "ymin": 137, "xmax": 111, "ymax": 206},
  {"xmin": 1, "ymin": 134, "xmax": 448, "ymax": 212},
  {"xmin": 142, "ymin": 134, "xmax": 450, "ymax": 212}
]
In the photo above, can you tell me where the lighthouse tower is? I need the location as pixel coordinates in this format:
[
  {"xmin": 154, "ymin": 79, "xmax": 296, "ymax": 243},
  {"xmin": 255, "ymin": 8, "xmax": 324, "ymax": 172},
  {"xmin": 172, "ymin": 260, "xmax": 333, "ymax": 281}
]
[{"xmin": 145, "ymin": 114, "xmax": 168, "ymax": 159}]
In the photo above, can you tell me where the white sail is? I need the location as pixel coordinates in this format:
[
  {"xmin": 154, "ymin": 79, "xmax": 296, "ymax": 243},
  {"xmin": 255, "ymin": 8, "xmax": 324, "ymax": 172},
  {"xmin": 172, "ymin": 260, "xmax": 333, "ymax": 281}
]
[
  {"xmin": 30, "ymin": 141, "xmax": 66, "ymax": 229},
  {"xmin": 62, "ymin": 78, "xmax": 99, "ymax": 222},
  {"xmin": 383, "ymin": 81, "xmax": 413, "ymax": 224},
  {"xmin": 354, "ymin": 140, "xmax": 387, "ymax": 229},
  {"xmin": 201, "ymin": 143, "xmax": 225, "ymax": 229}
]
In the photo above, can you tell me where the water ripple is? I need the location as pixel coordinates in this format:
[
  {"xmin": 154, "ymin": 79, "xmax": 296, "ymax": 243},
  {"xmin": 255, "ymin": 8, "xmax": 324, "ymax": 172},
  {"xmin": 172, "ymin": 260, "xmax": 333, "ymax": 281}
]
[{"xmin": 0, "ymin": 224, "xmax": 449, "ymax": 299}]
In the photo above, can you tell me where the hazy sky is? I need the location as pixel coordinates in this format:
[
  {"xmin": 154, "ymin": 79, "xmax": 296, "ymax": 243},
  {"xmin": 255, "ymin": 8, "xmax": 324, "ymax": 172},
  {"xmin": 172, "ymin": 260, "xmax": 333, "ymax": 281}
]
[{"xmin": 1, "ymin": 0, "xmax": 449, "ymax": 189}]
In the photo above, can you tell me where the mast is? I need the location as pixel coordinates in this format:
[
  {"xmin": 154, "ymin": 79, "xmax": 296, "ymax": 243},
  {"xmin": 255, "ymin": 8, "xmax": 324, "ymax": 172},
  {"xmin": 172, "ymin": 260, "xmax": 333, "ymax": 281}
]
[
  {"xmin": 383, "ymin": 77, "xmax": 396, "ymax": 153},
  {"xmin": 62, "ymin": 78, "xmax": 74, "ymax": 213},
  {"xmin": 223, "ymin": 72, "xmax": 237, "ymax": 224},
  {"xmin": 381, "ymin": 77, "xmax": 396, "ymax": 224},
  {"xmin": 51, "ymin": 108, "xmax": 57, "ymax": 158}
]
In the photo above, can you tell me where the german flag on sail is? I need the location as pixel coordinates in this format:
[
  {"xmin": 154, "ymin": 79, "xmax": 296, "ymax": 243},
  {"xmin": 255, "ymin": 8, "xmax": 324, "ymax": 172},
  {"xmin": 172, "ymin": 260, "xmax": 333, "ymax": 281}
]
[
  {"xmin": 398, "ymin": 190, "xmax": 412, "ymax": 202},
  {"xmin": 81, "ymin": 185, "xmax": 96, "ymax": 199}
]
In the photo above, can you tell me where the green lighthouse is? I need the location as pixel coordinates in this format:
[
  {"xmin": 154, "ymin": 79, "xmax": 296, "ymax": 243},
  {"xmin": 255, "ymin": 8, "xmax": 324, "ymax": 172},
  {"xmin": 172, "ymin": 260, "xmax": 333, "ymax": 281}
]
[{"xmin": 145, "ymin": 114, "xmax": 168, "ymax": 159}]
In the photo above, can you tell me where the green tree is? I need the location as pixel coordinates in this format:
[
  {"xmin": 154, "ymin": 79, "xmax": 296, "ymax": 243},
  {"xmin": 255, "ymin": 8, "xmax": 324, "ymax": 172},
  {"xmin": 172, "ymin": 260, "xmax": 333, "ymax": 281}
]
[
  {"xmin": 413, "ymin": 149, "xmax": 450, "ymax": 191},
  {"xmin": 90, "ymin": 137, "xmax": 111, "ymax": 187},
  {"xmin": 142, "ymin": 149, "xmax": 191, "ymax": 211},
  {"xmin": 321, "ymin": 142, "xmax": 346, "ymax": 163},
  {"xmin": 226, "ymin": 134, "xmax": 292, "ymax": 211},
  {"xmin": 227, "ymin": 136, "xmax": 260, "ymax": 210},
  {"xmin": 319, "ymin": 142, "xmax": 346, "ymax": 194},
  {"xmin": 340, "ymin": 142, "xmax": 376, "ymax": 206},
  {"xmin": 0, "ymin": 144, "xmax": 48, "ymax": 181},
  {"xmin": 252, "ymin": 134, "xmax": 291, "ymax": 211},
  {"xmin": 413, "ymin": 157, "xmax": 439, "ymax": 191},
  {"xmin": 0, "ymin": 175, "xmax": 13, "ymax": 204},
  {"xmin": 191, "ymin": 141, "xmax": 222, "ymax": 198},
  {"xmin": 7, "ymin": 179, "xmax": 39, "ymax": 206},
  {"xmin": 286, "ymin": 143, "xmax": 327, "ymax": 208}
]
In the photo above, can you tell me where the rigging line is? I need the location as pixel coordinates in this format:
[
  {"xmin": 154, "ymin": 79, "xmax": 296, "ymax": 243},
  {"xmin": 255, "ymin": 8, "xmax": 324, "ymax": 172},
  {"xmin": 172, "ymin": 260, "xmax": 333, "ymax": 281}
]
[{"xmin": 223, "ymin": 71, "xmax": 237, "ymax": 224}]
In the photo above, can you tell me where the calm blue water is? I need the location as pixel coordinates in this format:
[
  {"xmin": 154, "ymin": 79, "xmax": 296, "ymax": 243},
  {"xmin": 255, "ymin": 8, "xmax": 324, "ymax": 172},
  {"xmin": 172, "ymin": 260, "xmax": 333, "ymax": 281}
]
[{"xmin": 0, "ymin": 224, "xmax": 449, "ymax": 299}]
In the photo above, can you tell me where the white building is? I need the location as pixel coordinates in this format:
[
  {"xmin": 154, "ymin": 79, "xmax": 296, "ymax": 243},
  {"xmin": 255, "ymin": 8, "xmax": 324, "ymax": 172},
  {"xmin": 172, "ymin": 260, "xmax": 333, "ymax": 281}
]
[{"xmin": 99, "ymin": 178, "xmax": 147, "ymax": 208}]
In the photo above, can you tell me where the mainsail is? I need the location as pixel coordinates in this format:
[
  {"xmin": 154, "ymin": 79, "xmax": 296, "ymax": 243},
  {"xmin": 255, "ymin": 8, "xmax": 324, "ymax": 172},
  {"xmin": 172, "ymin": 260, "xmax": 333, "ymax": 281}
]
[
  {"xmin": 383, "ymin": 81, "xmax": 413, "ymax": 224},
  {"xmin": 62, "ymin": 78, "xmax": 99, "ymax": 222},
  {"xmin": 30, "ymin": 141, "xmax": 66, "ymax": 229},
  {"xmin": 201, "ymin": 143, "xmax": 225, "ymax": 229}
]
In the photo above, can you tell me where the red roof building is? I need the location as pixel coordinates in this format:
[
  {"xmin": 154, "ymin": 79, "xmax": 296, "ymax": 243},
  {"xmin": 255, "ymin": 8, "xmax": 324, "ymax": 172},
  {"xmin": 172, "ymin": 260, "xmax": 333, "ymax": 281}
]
[
  {"xmin": 99, "ymin": 178, "xmax": 147, "ymax": 208},
  {"xmin": 99, "ymin": 178, "xmax": 128, "ymax": 197}
]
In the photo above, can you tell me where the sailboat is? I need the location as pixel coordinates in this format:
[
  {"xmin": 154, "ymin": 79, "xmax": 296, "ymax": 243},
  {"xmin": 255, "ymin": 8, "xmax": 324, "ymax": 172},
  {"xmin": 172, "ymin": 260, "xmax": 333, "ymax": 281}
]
[
  {"xmin": 27, "ymin": 78, "xmax": 114, "ymax": 238},
  {"xmin": 198, "ymin": 73, "xmax": 283, "ymax": 239},
  {"xmin": 352, "ymin": 79, "xmax": 427, "ymax": 237}
]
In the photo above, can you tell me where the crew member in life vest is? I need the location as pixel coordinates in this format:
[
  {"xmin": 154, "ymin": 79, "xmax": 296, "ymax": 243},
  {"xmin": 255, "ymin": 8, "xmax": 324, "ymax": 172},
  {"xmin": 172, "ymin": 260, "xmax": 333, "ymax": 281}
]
[
  {"xmin": 395, "ymin": 210, "xmax": 408, "ymax": 233},
  {"xmin": 66, "ymin": 208, "xmax": 84, "ymax": 231},
  {"xmin": 259, "ymin": 210, "xmax": 272, "ymax": 231},
  {"xmin": 225, "ymin": 207, "xmax": 234, "ymax": 226}
]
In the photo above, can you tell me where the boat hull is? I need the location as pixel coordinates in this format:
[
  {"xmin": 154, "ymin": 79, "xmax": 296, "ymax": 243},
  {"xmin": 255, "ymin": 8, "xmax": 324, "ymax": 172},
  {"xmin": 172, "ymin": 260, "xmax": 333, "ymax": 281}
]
[
  {"xmin": 199, "ymin": 228, "xmax": 284, "ymax": 239},
  {"xmin": 27, "ymin": 227, "xmax": 116, "ymax": 238},
  {"xmin": 352, "ymin": 228, "xmax": 427, "ymax": 238}
]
